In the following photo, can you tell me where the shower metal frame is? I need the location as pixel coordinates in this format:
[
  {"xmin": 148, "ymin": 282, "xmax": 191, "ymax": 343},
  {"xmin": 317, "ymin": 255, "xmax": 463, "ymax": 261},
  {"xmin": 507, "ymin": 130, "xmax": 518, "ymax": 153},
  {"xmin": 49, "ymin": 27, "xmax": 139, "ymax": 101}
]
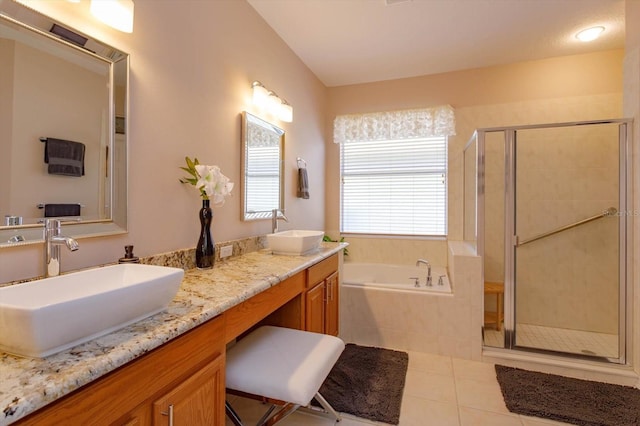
[{"xmin": 469, "ymin": 118, "xmax": 632, "ymax": 364}]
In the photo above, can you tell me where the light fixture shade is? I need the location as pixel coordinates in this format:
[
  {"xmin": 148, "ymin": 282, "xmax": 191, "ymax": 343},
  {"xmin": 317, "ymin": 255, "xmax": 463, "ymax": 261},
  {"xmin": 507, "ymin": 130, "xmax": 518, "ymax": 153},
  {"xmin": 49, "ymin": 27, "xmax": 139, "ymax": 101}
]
[
  {"xmin": 90, "ymin": 0, "xmax": 134, "ymax": 33},
  {"xmin": 279, "ymin": 101, "xmax": 293, "ymax": 123},
  {"xmin": 576, "ymin": 26, "xmax": 604, "ymax": 42},
  {"xmin": 252, "ymin": 81, "xmax": 269, "ymax": 108},
  {"xmin": 266, "ymin": 91, "xmax": 282, "ymax": 112}
]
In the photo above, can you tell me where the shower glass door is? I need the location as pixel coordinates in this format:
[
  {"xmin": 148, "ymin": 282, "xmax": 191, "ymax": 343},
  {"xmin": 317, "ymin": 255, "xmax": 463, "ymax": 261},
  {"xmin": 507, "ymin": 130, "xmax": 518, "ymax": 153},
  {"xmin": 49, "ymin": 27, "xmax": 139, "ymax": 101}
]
[{"xmin": 511, "ymin": 122, "xmax": 625, "ymax": 361}]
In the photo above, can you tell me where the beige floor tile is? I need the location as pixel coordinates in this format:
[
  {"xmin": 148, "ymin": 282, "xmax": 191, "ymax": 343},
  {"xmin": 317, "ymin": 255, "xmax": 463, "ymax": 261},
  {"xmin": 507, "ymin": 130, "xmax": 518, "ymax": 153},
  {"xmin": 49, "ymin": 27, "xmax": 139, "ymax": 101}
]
[
  {"xmin": 455, "ymin": 377, "xmax": 510, "ymax": 414},
  {"xmin": 340, "ymin": 412, "xmax": 392, "ymax": 425},
  {"xmin": 399, "ymin": 395, "xmax": 460, "ymax": 426},
  {"xmin": 282, "ymin": 411, "xmax": 336, "ymax": 425},
  {"xmin": 403, "ymin": 369, "xmax": 458, "ymax": 403},
  {"xmin": 519, "ymin": 415, "xmax": 573, "ymax": 425},
  {"xmin": 452, "ymin": 358, "xmax": 498, "ymax": 382},
  {"xmin": 408, "ymin": 351, "xmax": 454, "ymax": 376},
  {"xmin": 459, "ymin": 406, "xmax": 522, "ymax": 426}
]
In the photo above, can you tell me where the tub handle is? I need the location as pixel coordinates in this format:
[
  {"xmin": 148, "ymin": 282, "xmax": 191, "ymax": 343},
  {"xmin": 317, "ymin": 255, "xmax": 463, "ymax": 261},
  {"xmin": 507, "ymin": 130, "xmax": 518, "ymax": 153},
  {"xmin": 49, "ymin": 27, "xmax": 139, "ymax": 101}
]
[
  {"xmin": 409, "ymin": 277, "xmax": 420, "ymax": 287},
  {"xmin": 438, "ymin": 275, "xmax": 446, "ymax": 286}
]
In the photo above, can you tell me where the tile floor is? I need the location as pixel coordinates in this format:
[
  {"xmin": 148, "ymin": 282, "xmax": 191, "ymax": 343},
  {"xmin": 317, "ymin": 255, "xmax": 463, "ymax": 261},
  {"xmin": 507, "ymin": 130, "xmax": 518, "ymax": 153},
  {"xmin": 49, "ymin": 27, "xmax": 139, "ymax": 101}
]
[
  {"xmin": 225, "ymin": 351, "xmax": 573, "ymax": 426},
  {"xmin": 484, "ymin": 323, "xmax": 619, "ymax": 359}
]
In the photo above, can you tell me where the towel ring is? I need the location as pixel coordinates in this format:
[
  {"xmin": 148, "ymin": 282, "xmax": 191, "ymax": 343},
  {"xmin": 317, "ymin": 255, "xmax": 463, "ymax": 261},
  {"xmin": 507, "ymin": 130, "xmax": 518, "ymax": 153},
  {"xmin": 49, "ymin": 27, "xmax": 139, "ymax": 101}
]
[{"xmin": 297, "ymin": 157, "xmax": 307, "ymax": 168}]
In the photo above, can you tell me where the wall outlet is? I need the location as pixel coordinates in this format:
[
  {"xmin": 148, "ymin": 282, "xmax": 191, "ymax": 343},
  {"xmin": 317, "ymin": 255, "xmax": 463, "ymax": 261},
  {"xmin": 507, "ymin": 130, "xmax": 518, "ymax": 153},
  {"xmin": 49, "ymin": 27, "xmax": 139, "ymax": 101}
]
[{"xmin": 220, "ymin": 245, "xmax": 233, "ymax": 259}]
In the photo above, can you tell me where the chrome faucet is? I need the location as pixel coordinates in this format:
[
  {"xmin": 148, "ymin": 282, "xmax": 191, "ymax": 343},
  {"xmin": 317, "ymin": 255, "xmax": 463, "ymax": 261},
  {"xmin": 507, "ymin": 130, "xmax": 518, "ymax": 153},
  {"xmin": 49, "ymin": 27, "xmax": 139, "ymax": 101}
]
[
  {"xmin": 271, "ymin": 209, "xmax": 289, "ymax": 233},
  {"xmin": 44, "ymin": 219, "xmax": 79, "ymax": 277},
  {"xmin": 416, "ymin": 258, "xmax": 432, "ymax": 286}
]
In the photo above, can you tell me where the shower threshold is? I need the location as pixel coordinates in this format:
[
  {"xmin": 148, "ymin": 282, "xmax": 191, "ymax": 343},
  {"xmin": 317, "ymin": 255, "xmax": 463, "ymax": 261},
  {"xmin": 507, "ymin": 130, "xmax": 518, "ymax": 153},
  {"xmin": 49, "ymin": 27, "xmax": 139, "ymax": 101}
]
[{"xmin": 484, "ymin": 323, "xmax": 619, "ymax": 359}]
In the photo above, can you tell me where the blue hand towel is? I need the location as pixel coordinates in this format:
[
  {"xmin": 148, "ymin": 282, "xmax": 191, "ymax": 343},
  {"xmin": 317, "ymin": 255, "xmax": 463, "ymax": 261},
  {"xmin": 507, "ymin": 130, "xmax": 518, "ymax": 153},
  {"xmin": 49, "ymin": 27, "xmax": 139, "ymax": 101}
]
[{"xmin": 44, "ymin": 138, "xmax": 85, "ymax": 177}]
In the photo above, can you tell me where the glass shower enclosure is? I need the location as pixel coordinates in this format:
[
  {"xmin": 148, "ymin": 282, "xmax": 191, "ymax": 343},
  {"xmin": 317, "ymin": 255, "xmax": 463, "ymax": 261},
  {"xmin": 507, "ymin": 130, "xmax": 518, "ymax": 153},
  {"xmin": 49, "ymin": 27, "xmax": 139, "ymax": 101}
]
[{"xmin": 464, "ymin": 119, "xmax": 632, "ymax": 364}]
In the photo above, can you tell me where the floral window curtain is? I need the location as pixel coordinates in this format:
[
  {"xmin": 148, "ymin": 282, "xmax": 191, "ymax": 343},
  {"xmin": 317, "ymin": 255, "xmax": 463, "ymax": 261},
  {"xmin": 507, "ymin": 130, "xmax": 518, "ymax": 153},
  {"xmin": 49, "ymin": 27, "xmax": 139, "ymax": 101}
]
[{"xmin": 333, "ymin": 105, "xmax": 456, "ymax": 143}]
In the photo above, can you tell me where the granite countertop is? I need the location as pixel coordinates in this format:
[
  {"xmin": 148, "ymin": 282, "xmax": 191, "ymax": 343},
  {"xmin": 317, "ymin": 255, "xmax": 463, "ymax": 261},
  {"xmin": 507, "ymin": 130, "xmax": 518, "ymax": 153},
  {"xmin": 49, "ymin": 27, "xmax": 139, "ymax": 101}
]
[{"xmin": 0, "ymin": 243, "xmax": 345, "ymax": 425}]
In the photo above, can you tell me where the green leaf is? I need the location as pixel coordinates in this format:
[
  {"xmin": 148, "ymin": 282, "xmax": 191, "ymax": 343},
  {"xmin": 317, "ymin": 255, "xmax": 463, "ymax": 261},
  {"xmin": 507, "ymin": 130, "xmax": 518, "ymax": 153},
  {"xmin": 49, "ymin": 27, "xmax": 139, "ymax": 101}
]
[
  {"xmin": 185, "ymin": 156, "xmax": 195, "ymax": 170},
  {"xmin": 180, "ymin": 166, "xmax": 198, "ymax": 178}
]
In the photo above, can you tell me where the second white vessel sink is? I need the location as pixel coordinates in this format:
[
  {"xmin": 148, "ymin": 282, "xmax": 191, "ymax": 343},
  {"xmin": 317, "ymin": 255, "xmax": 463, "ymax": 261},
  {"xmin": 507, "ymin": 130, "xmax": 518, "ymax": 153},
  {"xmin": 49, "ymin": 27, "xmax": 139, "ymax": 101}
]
[
  {"xmin": 266, "ymin": 230, "xmax": 324, "ymax": 255},
  {"xmin": 0, "ymin": 263, "xmax": 184, "ymax": 358}
]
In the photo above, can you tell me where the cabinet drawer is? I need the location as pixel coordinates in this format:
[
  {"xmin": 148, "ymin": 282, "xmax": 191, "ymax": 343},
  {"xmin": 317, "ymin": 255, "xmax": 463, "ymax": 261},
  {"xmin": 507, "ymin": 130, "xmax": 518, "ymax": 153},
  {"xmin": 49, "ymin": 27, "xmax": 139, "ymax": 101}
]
[{"xmin": 307, "ymin": 254, "xmax": 338, "ymax": 288}]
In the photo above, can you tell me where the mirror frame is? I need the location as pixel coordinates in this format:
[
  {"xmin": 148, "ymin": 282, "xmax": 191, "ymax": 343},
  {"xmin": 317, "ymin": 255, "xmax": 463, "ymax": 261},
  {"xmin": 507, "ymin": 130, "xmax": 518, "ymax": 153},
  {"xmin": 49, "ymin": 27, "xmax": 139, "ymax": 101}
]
[
  {"xmin": 0, "ymin": 1, "xmax": 129, "ymax": 248},
  {"xmin": 241, "ymin": 111, "xmax": 284, "ymax": 221}
]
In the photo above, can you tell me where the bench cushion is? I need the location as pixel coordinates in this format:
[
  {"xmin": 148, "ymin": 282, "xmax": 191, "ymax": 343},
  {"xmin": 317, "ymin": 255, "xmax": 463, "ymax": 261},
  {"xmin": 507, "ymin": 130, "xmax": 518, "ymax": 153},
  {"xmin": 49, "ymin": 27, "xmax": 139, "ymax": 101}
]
[{"xmin": 226, "ymin": 326, "xmax": 345, "ymax": 406}]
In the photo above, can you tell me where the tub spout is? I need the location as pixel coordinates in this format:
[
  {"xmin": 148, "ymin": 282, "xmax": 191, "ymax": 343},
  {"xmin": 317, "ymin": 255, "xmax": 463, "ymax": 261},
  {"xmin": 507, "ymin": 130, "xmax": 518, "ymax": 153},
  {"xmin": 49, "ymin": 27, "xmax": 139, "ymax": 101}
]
[{"xmin": 416, "ymin": 258, "xmax": 432, "ymax": 286}]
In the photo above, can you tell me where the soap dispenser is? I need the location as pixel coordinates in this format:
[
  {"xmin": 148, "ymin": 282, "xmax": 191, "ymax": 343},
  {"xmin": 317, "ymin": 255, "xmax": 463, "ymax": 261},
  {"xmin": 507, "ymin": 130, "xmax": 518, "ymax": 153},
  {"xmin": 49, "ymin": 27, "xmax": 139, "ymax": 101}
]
[{"xmin": 118, "ymin": 245, "xmax": 140, "ymax": 264}]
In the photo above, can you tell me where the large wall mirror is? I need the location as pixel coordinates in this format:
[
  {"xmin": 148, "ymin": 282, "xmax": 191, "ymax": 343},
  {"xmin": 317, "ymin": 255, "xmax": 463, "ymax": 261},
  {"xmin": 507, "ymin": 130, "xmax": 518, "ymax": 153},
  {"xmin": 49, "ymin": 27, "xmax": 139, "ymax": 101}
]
[
  {"xmin": 241, "ymin": 111, "xmax": 284, "ymax": 221},
  {"xmin": 0, "ymin": 1, "xmax": 128, "ymax": 248}
]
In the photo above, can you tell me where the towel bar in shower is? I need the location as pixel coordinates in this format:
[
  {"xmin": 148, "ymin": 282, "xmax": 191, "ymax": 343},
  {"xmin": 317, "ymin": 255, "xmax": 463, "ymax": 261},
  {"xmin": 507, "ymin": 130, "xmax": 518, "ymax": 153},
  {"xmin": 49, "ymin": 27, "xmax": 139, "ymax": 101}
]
[{"xmin": 515, "ymin": 207, "xmax": 617, "ymax": 247}]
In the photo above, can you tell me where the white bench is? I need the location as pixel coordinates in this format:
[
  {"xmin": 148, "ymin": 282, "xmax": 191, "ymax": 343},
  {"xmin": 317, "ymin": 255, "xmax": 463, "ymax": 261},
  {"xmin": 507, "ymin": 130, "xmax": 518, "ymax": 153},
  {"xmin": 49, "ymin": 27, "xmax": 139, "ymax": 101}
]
[{"xmin": 225, "ymin": 326, "xmax": 345, "ymax": 426}]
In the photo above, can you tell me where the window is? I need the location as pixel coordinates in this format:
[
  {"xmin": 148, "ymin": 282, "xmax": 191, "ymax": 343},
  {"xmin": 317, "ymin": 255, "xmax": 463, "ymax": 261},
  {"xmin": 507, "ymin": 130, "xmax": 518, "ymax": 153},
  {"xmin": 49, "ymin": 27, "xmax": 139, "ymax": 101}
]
[{"xmin": 340, "ymin": 136, "xmax": 447, "ymax": 236}]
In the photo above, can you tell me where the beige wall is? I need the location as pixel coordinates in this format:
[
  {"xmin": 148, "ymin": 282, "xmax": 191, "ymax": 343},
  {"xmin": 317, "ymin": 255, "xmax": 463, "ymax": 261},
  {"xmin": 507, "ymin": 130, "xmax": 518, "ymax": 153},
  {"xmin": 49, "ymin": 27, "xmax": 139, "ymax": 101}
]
[
  {"xmin": 623, "ymin": 0, "xmax": 640, "ymax": 377},
  {"xmin": 0, "ymin": 0, "xmax": 327, "ymax": 282},
  {"xmin": 326, "ymin": 50, "xmax": 624, "ymax": 266}
]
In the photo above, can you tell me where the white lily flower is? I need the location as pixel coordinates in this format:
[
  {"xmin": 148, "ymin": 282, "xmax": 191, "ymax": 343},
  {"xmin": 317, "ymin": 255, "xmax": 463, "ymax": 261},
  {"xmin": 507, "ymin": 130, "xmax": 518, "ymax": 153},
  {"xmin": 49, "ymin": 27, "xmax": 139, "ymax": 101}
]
[{"xmin": 194, "ymin": 164, "xmax": 234, "ymax": 207}]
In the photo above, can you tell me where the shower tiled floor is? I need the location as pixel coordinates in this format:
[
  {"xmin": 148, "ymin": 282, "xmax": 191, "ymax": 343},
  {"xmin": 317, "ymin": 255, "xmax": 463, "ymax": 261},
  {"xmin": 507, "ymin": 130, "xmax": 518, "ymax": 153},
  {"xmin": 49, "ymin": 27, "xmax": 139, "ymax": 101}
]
[
  {"xmin": 225, "ymin": 352, "xmax": 572, "ymax": 425},
  {"xmin": 484, "ymin": 323, "xmax": 619, "ymax": 358}
]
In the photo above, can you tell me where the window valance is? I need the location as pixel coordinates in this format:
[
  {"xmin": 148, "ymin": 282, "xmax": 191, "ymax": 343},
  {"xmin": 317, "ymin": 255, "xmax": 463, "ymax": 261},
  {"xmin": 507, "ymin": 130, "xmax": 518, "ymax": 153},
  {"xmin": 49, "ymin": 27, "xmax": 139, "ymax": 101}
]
[{"xmin": 333, "ymin": 105, "xmax": 456, "ymax": 144}]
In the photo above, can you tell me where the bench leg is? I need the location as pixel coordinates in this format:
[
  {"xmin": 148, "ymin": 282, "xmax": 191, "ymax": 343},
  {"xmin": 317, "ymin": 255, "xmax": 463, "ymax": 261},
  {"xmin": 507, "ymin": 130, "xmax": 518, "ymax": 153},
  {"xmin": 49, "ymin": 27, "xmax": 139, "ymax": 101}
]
[
  {"xmin": 263, "ymin": 403, "xmax": 300, "ymax": 426},
  {"xmin": 313, "ymin": 392, "xmax": 342, "ymax": 422},
  {"xmin": 225, "ymin": 400, "xmax": 244, "ymax": 426}
]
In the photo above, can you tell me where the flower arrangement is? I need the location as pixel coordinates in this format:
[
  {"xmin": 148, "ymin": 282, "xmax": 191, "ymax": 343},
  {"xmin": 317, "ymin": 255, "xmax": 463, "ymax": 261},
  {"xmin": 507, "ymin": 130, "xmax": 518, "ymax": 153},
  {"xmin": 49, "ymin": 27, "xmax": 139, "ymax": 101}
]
[{"xmin": 180, "ymin": 156, "xmax": 234, "ymax": 206}]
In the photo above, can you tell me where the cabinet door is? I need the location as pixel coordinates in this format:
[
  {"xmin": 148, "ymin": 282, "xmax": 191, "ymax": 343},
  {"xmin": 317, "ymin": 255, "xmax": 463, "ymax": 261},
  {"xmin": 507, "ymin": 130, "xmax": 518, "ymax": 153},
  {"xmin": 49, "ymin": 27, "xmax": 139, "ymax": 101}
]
[
  {"xmin": 305, "ymin": 282, "xmax": 326, "ymax": 333},
  {"xmin": 324, "ymin": 272, "xmax": 339, "ymax": 336},
  {"xmin": 153, "ymin": 355, "xmax": 225, "ymax": 426}
]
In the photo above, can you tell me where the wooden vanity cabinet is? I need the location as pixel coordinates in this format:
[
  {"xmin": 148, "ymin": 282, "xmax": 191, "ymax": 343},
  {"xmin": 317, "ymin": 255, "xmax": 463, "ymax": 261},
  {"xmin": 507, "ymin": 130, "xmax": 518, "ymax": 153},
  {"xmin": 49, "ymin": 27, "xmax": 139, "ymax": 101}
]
[
  {"xmin": 305, "ymin": 254, "xmax": 339, "ymax": 336},
  {"xmin": 13, "ymin": 252, "xmax": 342, "ymax": 425},
  {"xmin": 16, "ymin": 316, "xmax": 226, "ymax": 426}
]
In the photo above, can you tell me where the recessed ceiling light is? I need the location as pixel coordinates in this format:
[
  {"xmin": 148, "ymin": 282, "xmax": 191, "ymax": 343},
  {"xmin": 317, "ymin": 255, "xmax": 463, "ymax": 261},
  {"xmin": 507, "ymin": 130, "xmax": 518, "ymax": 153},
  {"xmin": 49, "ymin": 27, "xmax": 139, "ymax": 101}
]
[{"xmin": 575, "ymin": 26, "xmax": 605, "ymax": 42}]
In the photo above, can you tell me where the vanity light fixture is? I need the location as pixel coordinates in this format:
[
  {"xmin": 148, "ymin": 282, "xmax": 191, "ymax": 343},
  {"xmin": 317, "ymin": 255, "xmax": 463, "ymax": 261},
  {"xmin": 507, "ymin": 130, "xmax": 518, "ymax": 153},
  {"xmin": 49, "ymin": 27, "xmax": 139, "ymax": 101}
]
[
  {"xmin": 279, "ymin": 100, "xmax": 293, "ymax": 123},
  {"xmin": 90, "ymin": 0, "xmax": 134, "ymax": 33},
  {"xmin": 575, "ymin": 26, "xmax": 604, "ymax": 42},
  {"xmin": 251, "ymin": 81, "xmax": 293, "ymax": 123},
  {"xmin": 252, "ymin": 81, "xmax": 270, "ymax": 107}
]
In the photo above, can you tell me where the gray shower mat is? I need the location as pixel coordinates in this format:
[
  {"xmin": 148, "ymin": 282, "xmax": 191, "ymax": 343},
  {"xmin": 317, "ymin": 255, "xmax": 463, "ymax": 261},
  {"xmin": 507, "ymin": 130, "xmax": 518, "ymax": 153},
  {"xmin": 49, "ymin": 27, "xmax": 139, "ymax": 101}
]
[{"xmin": 495, "ymin": 364, "xmax": 640, "ymax": 426}]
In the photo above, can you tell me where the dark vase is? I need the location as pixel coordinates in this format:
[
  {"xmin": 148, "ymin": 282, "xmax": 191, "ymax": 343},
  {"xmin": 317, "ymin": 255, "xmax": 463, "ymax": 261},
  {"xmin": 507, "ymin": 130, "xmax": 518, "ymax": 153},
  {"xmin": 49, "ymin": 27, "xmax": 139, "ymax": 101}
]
[{"xmin": 196, "ymin": 199, "xmax": 215, "ymax": 269}]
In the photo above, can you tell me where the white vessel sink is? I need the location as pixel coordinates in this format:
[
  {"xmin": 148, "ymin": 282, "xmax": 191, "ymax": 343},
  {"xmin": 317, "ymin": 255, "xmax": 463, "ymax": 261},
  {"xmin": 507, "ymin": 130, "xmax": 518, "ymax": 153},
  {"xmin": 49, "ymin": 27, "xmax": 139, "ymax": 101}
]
[
  {"xmin": 0, "ymin": 264, "xmax": 184, "ymax": 358},
  {"xmin": 266, "ymin": 230, "xmax": 324, "ymax": 255}
]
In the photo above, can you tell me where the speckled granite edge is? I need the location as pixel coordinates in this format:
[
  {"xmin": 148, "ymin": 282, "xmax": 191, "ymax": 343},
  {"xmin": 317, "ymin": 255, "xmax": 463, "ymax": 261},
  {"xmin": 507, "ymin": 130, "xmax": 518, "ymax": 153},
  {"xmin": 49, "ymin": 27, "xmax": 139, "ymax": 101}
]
[{"xmin": 0, "ymin": 242, "xmax": 346, "ymax": 425}]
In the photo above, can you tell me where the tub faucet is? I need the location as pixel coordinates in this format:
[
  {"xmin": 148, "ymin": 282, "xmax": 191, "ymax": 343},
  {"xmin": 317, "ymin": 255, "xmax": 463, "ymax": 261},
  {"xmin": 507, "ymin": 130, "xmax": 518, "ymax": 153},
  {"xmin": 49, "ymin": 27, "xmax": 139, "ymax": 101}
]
[
  {"xmin": 44, "ymin": 219, "xmax": 79, "ymax": 277},
  {"xmin": 271, "ymin": 209, "xmax": 289, "ymax": 234},
  {"xmin": 416, "ymin": 258, "xmax": 432, "ymax": 286}
]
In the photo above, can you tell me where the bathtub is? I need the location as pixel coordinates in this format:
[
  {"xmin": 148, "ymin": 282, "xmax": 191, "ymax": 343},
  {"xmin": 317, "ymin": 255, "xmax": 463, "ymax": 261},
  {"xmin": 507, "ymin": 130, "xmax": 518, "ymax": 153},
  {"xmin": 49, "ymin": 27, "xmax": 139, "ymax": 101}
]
[{"xmin": 342, "ymin": 262, "xmax": 452, "ymax": 294}]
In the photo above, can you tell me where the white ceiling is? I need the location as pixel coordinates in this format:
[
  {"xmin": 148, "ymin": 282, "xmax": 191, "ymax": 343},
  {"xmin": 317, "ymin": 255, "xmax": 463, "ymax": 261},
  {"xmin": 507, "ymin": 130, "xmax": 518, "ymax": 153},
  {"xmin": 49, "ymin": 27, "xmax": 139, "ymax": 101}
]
[{"xmin": 247, "ymin": 0, "xmax": 625, "ymax": 87}]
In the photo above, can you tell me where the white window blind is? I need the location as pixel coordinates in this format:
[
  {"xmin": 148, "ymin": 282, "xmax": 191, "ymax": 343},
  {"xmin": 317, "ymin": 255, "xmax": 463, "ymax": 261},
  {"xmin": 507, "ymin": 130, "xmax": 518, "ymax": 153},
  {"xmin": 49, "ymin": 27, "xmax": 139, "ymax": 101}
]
[
  {"xmin": 340, "ymin": 137, "xmax": 447, "ymax": 236},
  {"xmin": 245, "ymin": 145, "xmax": 280, "ymax": 213}
]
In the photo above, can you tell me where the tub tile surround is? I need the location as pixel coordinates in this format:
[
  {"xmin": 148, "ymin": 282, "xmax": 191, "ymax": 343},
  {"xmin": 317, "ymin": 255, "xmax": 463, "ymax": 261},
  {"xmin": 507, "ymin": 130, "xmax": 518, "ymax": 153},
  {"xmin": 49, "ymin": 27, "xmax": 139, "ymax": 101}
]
[
  {"xmin": 340, "ymin": 240, "xmax": 482, "ymax": 360},
  {"xmin": 0, "ymin": 242, "xmax": 346, "ymax": 425}
]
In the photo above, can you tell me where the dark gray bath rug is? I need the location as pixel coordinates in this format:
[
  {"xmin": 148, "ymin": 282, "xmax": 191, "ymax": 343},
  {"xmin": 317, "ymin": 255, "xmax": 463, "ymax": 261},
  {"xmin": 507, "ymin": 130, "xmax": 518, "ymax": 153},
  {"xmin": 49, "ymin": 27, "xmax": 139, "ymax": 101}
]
[
  {"xmin": 495, "ymin": 365, "xmax": 640, "ymax": 426},
  {"xmin": 313, "ymin": 343, "xmax": 408, "ymax": 425}
]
